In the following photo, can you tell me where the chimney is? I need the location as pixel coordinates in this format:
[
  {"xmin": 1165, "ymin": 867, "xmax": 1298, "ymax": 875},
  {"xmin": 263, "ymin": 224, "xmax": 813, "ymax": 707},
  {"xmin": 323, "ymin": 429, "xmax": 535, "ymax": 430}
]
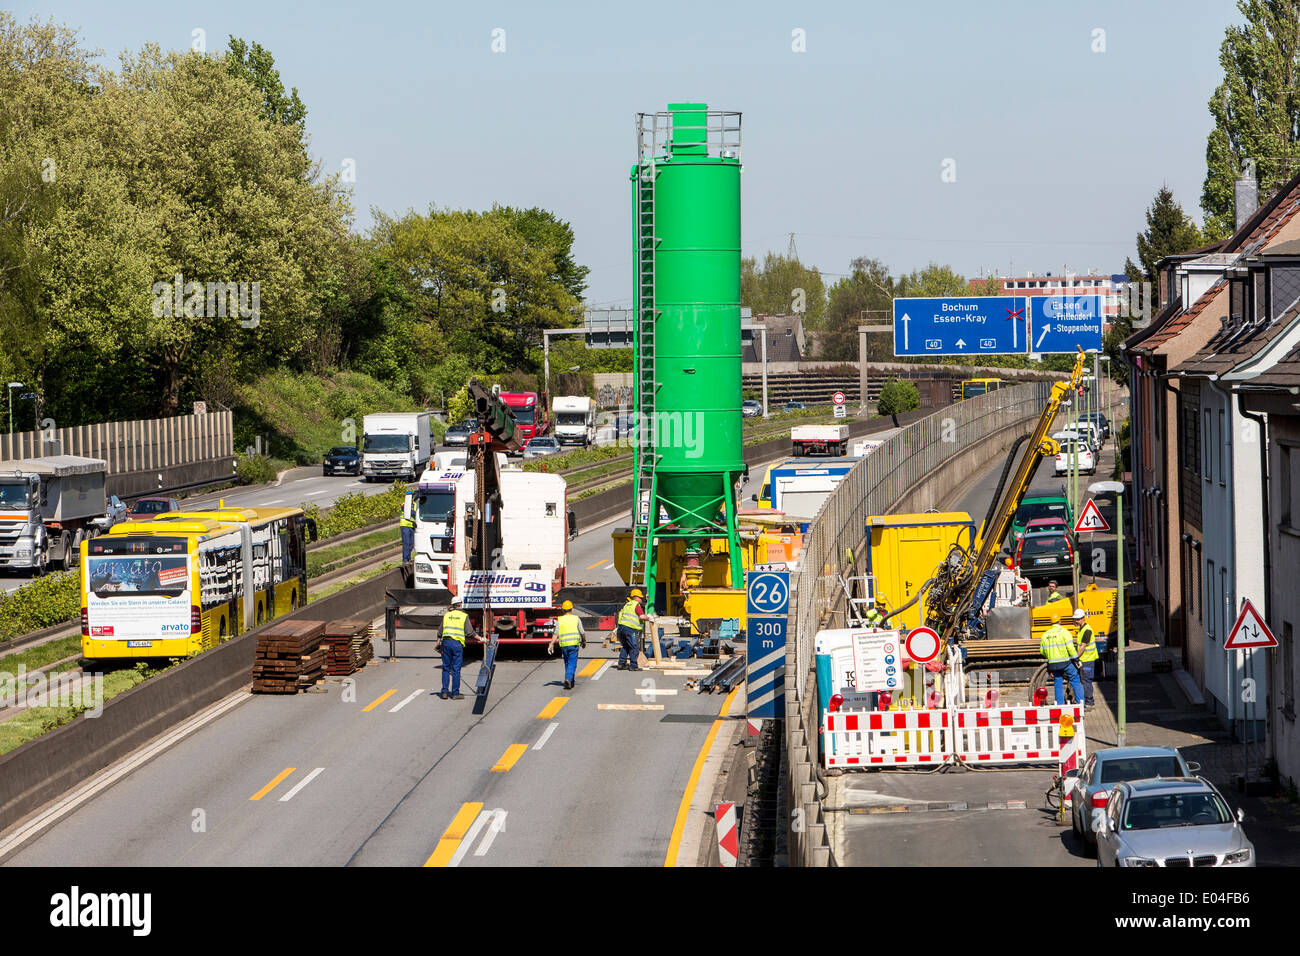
[{"xmin": 1235, "ymin": 158, "xmax": 1258, "ymax": 231}]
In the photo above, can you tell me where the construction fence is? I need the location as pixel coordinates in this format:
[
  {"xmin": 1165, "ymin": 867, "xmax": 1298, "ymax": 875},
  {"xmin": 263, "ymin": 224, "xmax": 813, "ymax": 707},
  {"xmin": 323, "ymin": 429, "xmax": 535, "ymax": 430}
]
[{"xmin": 783, "ymin": 382, "xmax": 1055, "ymax": 866}]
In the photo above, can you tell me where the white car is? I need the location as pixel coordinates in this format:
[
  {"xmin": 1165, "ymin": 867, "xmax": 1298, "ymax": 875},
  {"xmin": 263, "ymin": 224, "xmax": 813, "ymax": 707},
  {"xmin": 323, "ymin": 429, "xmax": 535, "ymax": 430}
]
[
  {"xmin": 1054, "ymin": 423, "xmax": 1101, "ymax": 453},
  {"xmin": 1054, "ymin": 439, "xmax": 1095, "ymax": 476}
]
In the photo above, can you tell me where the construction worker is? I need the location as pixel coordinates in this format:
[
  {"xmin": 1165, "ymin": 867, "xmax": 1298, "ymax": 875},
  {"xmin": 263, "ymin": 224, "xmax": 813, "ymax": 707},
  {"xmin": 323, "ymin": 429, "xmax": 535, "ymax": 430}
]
[
  {"xmin": 864, "ymin": 601, "xmax": 886, "ymax": 628},
  {"xmin": 1040, "ymin": 612, "xmax": 1084, "ymax": 706},
  {"xmin": 1045, "ymin": 579, "xmax": 1066, "ymax": 604},
  {"xmin": 400, "ymin": 491, "xmax": 416, "ymax": 564},
  {"xmin": 1074, "ymin": 607, "xmax": 1098, "ymax": 711},
  {"xmin": 548, "ymin": 600, "xmax": 586, "ymax": 689},
  {"xmin": 616, "ymin": 588, "xmax": 649, "ymax": 671},
  {"xmin": 437, "ymin": 594, "xmax": 477, "ymax": 700}
]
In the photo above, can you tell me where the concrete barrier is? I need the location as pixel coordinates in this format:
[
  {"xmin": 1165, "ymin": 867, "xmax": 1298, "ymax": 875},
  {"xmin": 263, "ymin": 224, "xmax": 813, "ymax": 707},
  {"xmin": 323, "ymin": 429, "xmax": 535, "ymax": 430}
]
[{"xmin": 0, "ymin": 568, "xmax": 403, "ymax": 834}]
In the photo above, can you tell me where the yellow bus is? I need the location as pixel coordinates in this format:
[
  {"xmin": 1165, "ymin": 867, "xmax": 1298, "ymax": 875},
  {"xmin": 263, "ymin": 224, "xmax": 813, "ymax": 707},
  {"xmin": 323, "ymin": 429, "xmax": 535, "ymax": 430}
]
[
  {"xmin": 80, "ymin": 506, "xmax": 317, "ymax": 662},
  {"xmin": 961, "ymin": 377, "xmax": 1004, "ymax": 400}
]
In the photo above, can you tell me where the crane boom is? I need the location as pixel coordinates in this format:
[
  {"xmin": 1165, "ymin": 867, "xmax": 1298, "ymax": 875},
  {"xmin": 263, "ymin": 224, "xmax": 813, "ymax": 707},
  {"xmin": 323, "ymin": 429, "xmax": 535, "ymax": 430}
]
[{"xmin": 923, "ymin": 349, "xmax": 1088, "ymax": 645}]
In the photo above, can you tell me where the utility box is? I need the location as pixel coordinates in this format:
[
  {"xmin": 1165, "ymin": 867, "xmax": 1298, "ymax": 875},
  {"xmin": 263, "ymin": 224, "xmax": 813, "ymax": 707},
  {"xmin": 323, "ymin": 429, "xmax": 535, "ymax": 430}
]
[{"xmin": 864, "ymin": 512, "xmax": 976, "ymax": 633}]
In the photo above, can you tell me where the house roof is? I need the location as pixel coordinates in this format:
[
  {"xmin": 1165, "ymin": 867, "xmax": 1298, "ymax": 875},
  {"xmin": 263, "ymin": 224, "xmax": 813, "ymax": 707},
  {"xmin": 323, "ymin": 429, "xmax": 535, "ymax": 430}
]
[
  {"xmin": 1242, "ymin": 339, "xmax": 1300, "ymax": 388},
  {"xmin": 743, "ymin": 314, "xmax": 804, "ymax": 363},
  {"xmin": 1126, "ymin": 294, "xmax": 1185, "ymax": 355},
  {"xmin": 1147, "ymin": 282, "xmax": 1227, "ymax": 356}
]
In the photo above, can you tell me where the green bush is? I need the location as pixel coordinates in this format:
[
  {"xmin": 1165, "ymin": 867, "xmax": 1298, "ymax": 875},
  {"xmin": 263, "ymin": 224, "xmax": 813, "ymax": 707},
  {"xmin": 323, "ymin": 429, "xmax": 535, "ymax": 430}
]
[
  {"xmin": 877, "ymin": 380, "xmax": 920, "ymax": 418},
  {"xmin": 233, "ymin": 452, "xmax": 281, "ymax": 485},
  {"xmin": 522, "ymin": 444, "xmax": 627, "ymax": 473},
  {"xmin": 0, "ymin": 571, "xmax": 80, "ymax": 641},
  {"xmin": 304, "ymin": 483, "xmax": 408, "ymax": 539}
]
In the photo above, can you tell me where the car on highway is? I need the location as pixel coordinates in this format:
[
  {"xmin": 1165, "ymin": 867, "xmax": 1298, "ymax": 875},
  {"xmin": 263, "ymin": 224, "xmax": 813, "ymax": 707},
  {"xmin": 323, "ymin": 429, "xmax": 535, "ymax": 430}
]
[
  {"xmin": 127, "ymin": 496, "xmax": 181, "ymax": 521},
  {"xmin": 1054, "ymin": 438, "xmax": 1096, "ymax": 476},
  {"xmin": 90, "ymin": 494, "xmax": 128, "ymax": 533},
  {"xmin": 614, "ymin": 414, "xmax": 635, "ymax": 437},
  {"xmin": 322, "ymin": 445, "xmax": 361, "ymax": 476},
  {"xmin": 1067, "ymin": 746, "xmax": 1199, "ymax": 853},
  {"xmin": 1096, "ymin": 777, "xmax": 1254, "ymax": 867},
  {"xmin": 1024, "ymin": 515, "xmax": 1075, "ymax": 547},
  {"xmin": 782, "ymin": 401, "xmax": 807, "ymax": 413},
  {"xmin": 522, "ymin": 436, "xmax": 563, "ymax": 459},
  {"xmin": 1009, "ymin": 493, "xmax": 1073, "ymax": 544},
  {"xmin": 1081, "ymin": 411, "xmax": 1111, "ymax": 440},
  {"xmin": 742, "ymin": 399, "xmax": 763, "ymax": 418},
  {"xmin": 1015, "ymin": 529, "xmax": 1074, "ymax": 583},
  {"xmin": 443, "ymin": 418, "xmax": 478, "ymax": 448}
]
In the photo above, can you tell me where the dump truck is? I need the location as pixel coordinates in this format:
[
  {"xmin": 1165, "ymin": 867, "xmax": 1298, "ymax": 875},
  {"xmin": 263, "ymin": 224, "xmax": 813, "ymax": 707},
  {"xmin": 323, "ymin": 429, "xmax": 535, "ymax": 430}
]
[{"xmin": 0, "ymin": 455, "xmax": 109, "ymax": 573}]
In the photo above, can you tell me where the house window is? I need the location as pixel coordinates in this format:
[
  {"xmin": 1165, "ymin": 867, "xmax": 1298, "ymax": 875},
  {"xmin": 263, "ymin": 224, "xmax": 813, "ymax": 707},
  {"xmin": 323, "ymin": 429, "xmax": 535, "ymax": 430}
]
[
  {"xmin": 1207, "ymin": 560, "xmax": 1216, "ymax": 640},
  {"xmin": 1219, "ymin": 409, "xmax": 1227, "ymax": 486},
  {"xmin": 1254, "ymin": 270, "xmax": 1268, "ymax": 324},
  {"xmin": 1229, "ymin": 279, "xmax": 1244, "ymax": 328},
  {"xmin": 1183, "ymin": 405, "xmax": 1200, "ymax": 474},
  {"xmin": 1270, "ymin": 266, "xmax": 1300, "ymax": 319},
  {"xmin": 1197, "ymin": 549, "xmax": 1203, "ymax": 624},
  {"xmin": 1204, "ymin": 409, "xmax": 1214, "ymax": 482},
  {"xmin": 1283, "ymin": 622, "xmax": 1295, "ymax": 719},
  {"xmin": 1281, "ymin": 443, "xmax": 1296, "ymax": 531}
]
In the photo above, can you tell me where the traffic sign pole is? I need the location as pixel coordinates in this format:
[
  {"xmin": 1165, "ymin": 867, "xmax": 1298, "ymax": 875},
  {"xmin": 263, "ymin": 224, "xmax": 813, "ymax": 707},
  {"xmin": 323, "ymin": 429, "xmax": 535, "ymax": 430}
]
[{"xmin": 1117, "ymin": 489, "xmax": 1125, "ymax": 746}]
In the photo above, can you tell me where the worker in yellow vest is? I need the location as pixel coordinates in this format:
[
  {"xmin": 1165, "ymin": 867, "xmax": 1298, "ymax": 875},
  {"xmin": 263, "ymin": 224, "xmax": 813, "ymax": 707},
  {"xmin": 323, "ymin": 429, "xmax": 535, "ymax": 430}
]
[
  {"xmin": 438, "ymin": 594, "xmax": 477, "ymax": 700},
  {"xmin": 548, "ymin": 600, "xmax": 587, "ymax": 689},
  {"xmin": 1074, "ymin": 607, "xmax": 1097, "ymax": 711},
  {"xmin": 400, "ymin": 492, "xmax": 416, "ymax": 564},
  {"xmin": 864, "ymin": 601, "xmax": 886, "ymax": 628},
  {"xmin": 616, "ymin": 588, "xmax": 648, "ymax": 672},
  {"xmin": 1040, "ymin": 613, "xmax": 1084, "ymax": 706},
  {"xmin": 1045, "ymin": 580, "xmax": 1067, "ymax": 604}
]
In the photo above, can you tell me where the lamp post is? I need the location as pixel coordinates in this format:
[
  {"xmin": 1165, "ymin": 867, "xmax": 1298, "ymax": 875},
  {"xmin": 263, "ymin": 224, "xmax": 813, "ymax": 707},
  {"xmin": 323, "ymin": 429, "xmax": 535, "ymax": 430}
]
[
  {"xmin": 6, "ymin": 382, "xmax": 22, "ymax": 435},
  {"xmin": 1091, "ymin": 479, "xmax": 1125, "ymax": 745}
]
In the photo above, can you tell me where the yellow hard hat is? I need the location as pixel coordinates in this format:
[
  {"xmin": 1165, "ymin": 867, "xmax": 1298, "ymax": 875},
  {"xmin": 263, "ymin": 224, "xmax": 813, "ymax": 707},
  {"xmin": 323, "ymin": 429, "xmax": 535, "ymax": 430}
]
[
  {"xmin": 1004, "ymin": 557, "xmax": 1014, "ymax": 567},
  {"xmin": 1051, "ymin": 613, "xmax": 1061, "ymax": 623},
  {"xmin": 631, "ymin": 588, "xmax": 644, "ymax": 599},
  {"xmin": 561, "ymin": 600, "xmax": 573, "ymax": 611}
]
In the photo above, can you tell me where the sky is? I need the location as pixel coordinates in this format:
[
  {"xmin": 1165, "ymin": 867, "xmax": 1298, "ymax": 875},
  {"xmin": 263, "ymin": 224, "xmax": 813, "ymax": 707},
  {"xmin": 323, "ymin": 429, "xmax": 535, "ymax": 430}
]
[{"xmin": 14, "ymin": 0, "xmax": 1241, "ymax": 307}]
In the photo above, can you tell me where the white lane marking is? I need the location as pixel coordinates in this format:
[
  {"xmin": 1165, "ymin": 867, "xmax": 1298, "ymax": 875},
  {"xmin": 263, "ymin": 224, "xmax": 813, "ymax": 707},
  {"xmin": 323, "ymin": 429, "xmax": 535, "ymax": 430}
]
[
  {"xmin": 588, "ymin": 661, "xmax": 612, "ymax": 681},
  {"xmin": 305, "ymin": 488, "xmax": 333, "ymax": 497},
  {"xmin": 448, "ymin": 811, "xmax": 491, "ymax": 867},
  {"xmin": 603, "ymin": 562, "xmax": 614, "ymax": 570},
  {"xmin": 278, "ymin": 767, "xmax": 325, "ymax": 802},
  {"xmin": 346, "ymin": 481, "xmax": 365, "ymax": 487},
  {"xmin": 636, "ymin": 688, "xmax": 679, "ymax": 697},
  {"xmin": 475, "ymin": 810, "xmax": 507, "ymax": 856},
  {"xmin": 532, "ymin": 722, "xmax": 559, "ymax": 750},
  {"xmin": 264, "ymin": 498, "xmax": 290, "ymax": 505},
  {"xmin": 389, "ymin": 689, "xmax": 425, "ymax": 712},
  {"xmin": 0, "ymin": 690, "xmax": 249, "ymax": 857}
]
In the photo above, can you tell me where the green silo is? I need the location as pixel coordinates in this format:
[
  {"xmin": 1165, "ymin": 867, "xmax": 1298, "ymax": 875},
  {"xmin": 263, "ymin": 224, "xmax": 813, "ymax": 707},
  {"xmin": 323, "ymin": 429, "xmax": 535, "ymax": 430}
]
[{"xmin": 630, "ymin": 103, "xmax": 745, "ymax": 600}]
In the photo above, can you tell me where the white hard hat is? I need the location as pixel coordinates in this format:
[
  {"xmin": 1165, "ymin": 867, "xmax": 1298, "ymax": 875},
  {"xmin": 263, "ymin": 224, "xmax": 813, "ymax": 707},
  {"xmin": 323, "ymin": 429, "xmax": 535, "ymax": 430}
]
[
  {"xmin": 1073, "ymin": 608, "xmax": 1086, "ymax": 620},
  {"xmin": 450, "ymin": 594, "xmax": 463, "ymax": 606}
]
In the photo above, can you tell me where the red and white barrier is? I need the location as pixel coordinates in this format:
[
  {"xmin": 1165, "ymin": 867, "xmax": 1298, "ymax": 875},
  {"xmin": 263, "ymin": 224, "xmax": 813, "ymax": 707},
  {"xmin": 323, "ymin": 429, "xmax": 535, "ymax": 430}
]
[
  {"xmin": 823, "ymin": 705, "xmax": 1084, "ymax": 770},
  {"xmin": 823, "ymin": 710, "xmax": 953, "ymax": 768},
  {"xmin": 716, "ymin": 802, "xmax": 738, "ymax": 867}
]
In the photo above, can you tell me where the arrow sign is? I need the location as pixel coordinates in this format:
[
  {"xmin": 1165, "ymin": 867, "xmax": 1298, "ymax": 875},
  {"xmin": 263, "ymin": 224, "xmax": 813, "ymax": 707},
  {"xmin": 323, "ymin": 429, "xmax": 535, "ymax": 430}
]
[
  {"xmin": 1224, "ymin": 599, "xmax": 1278, "ymax": 650},
  {"xmin": 1073, "ymin": 498, "xmax": 1110, "ymax": 533},
  {"xmin": 901, "ymin": 313, "xmax": 910, "ymax": 350},
  {"xmin": 955, "ymin": 338, "xmax": 966, "ymax": 350},
  {"xmin": 1035, "ymin": 324, "xmax": 1050, "ymax": 349}
]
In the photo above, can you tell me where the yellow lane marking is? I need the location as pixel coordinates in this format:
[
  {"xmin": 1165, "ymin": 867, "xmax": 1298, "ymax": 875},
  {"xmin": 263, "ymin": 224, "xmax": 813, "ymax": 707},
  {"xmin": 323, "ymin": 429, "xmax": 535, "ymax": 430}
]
[
  {"xmin": 425, "ymin": 802, "xmax": 485, "ymax": 867},
  {"xmin": 362, "ymin": 689, "xmax": 397, "ymax": 712},
  {"xmin": 664, "ymin": 687, "xmax": 740, "ymax": 867},
  {"xmin": 577, "ymin": 659, "xmax": 605, "ymax": 678},
  {"xmin": 491, "ymin": 744, "xmax": 529, "ymax": 773},
  {"xmin": 585, "ymin": 558, "xmax": 607, "ymax": 570},
  {"xmin": 249, "ymin": 767, "xmax": 295, "ymax": 801},
  {"xmin": 598, "ymin": 703, "xmax": 664, "ymax": 711},
  {"xmin": 536, "ymin": 697, "xmax": 569, "ymax": 719}
]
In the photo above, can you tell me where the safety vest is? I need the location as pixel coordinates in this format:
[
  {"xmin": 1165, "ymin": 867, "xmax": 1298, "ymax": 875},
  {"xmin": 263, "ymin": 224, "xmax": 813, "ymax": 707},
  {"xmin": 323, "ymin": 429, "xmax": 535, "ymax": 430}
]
[
  {"xmin": 442, "ymin": 609, "xmax": 468, "ymax": 645},
  {"xmin": 617, "ymin": 599, "xmax": 643, "ymax": 631},
  {"xmin": 1040, "ymin": 624, "xmax": 1076, "ymax": 663},
  {"xmin": 864, "ymin": 608, "xmax": 884, "ymax": 626},
  {"xmin": 400, "ymin": 495, "xmax": 415, "ymax": 529},
  {"xmin": 556, "ymin": 613, "xmax": 582, "ymax": 647},
  {"xmin": 1077, "ymin": 624, "xmax": 1098, "ymax": 663},
  {"xmin": 1046, "ymin": 589, "xmax": 1064, "ymax": 603}
]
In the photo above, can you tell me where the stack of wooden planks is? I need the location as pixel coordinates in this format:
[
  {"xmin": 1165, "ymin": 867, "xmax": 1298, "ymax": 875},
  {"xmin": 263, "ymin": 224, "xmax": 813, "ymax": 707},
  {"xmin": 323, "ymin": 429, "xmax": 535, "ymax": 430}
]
[
  {"xmin": 251, "ymin": 620, "xmax": 328, "ymax": 693},
  {"xmin": 323, "ymin": 618, "xmax": 375, "ymax": 676}
]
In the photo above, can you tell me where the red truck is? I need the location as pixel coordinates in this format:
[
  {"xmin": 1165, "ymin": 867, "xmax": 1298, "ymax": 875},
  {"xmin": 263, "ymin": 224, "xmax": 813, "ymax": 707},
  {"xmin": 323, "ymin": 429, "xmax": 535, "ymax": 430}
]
[{"xmin": 498, "ymin": 392, "xmax": 548, "ymax": 447}]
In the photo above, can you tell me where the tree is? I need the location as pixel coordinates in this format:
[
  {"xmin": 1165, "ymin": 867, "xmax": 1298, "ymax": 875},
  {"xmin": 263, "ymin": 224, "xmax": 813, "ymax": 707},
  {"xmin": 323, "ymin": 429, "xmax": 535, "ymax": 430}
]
[
  {"xmin": 823, "ymin": 257, "xmax": 894, "ymax": 361},
  {"xmin": 1134, "ymin": 186, "xmax": 1203, "ymax": 283},
  {"xmin": 895, "ymin": 263, "xmax": 968, "ymax": 297},
  {"xmin": 1201, "ymin": 0, "xmax": 1300, "ymax": 240},
  {"xmin": 494, "ymin": 205, "xmax": 589, "ymax": 301},
  {"xmin": 740, "ymin": 252, "xmax": 827, "ymax": 327},
  {"xmin": 225, "ymin": 37, "xmax": 306, "ymax": 134},
  {"xmin": 877, "ymin": 379, "xmax": 919, "ymax": 427}
]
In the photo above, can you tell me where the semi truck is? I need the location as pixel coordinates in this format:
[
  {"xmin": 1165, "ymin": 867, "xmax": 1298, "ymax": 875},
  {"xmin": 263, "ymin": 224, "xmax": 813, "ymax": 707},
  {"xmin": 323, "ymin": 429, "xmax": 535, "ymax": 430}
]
[
  {"xmin": 553, "ymin": 396, "xmax": 595, "ymax": 447},
  {"xmin": 361, "ymin": 412, "xmax": 432, "ymax": 482},
  {"xmin": 791, "ymin": 423, "xmax": 849, "ymax": 456},
  {"xmin": 0, "ymin": 455, "xmax": 110, "ymax": 573},
  {"xmin": 499, "ymin": 392, "xmax": 548, "ymax": 447}
]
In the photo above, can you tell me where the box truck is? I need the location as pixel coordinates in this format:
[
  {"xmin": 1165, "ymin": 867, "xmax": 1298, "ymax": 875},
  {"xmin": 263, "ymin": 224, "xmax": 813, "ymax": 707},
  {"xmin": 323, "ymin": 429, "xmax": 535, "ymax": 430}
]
[{"xmin": 361, "ymin": 412, "xmax": 432, "ymax": 482}]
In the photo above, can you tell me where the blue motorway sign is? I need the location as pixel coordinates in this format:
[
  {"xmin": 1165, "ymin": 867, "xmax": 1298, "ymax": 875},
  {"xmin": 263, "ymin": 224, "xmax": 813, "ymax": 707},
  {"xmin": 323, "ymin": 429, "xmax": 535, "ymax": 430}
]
[
  {"xmin": 746, "ymin": 570, "xmax": 790, "ymax": 616},
  {"xmin": 893, "ymin": 296, "xmax": 1028, "ymax": 356},
  {"xmin": 1029, "ymin": 295, "xmax": 1103, "ymax": 354}
]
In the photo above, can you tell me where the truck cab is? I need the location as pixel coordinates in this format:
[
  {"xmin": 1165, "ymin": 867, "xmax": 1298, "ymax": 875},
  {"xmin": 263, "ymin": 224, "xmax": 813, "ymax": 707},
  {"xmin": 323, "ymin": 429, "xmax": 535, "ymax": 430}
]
[
  {"xmin": 553, "ymin": 396, "xmax": 595, "ymax": 447},
  {"xmin": 0, "ymin": 456, "xmax": 109, "ymax": 572},
  {"xmin": 411, "ymin": 467, "xmax": 474, "ymax": 589},
  {"xmin": 361, "ymin": 413, "xmax": 433, "ymax": 482},
  {"xmin": 499, "ymin": 392, "xmax": 547, "ymax": 447}
]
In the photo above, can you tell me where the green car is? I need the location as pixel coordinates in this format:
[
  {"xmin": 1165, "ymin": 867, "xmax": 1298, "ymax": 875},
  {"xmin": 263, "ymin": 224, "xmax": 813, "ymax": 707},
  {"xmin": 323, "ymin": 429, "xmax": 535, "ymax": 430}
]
[{"xmin": 1008, "ymin": 493, "xmax": 1074, "ymax": 546}]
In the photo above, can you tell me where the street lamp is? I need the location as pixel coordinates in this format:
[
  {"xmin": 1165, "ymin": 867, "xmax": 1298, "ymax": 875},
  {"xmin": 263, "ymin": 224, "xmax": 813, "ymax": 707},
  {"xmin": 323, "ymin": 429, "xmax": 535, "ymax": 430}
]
[
  {"xmin": 1090, "ymin": 479, "xmax": 1125, "ymax": 745},
  {"xmin": 6, "ymin": 382, "xmax": 22, "ymax": 435}
]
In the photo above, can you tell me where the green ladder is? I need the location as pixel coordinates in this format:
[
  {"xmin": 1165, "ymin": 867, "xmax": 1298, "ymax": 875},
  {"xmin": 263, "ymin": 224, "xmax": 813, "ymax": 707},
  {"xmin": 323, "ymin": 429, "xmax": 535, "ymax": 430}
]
[{"xmin": 630, "ymin": 144, "xmax": 659, "ymax": 597}]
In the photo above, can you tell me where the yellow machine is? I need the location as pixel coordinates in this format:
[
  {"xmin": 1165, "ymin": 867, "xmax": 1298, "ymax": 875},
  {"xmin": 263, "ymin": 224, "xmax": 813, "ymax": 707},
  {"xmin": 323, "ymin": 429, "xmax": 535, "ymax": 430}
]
[{"xmin": 863, "ymin": 513, "xmax": 975, "ymax": 633}]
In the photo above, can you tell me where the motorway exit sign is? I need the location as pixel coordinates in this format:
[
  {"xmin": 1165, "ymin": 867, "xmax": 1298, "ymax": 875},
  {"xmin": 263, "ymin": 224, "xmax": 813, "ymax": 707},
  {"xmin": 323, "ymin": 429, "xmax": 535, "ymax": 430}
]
[
  {"xmin": 1029, "ymin": 295, "xmax": 1103, "ymax": 354},
  {"xmin": 893, "ymin": 296, "xmax": 1028, "ymax": 356}
]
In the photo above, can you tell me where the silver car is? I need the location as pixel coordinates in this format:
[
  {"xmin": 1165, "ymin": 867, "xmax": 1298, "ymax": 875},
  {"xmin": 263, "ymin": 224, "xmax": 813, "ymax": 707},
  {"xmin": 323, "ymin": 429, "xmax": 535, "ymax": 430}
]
[
  {"xmin": 1067, "ymin": 746, "xmax": 1198, "ymax": 853},
  {"xmin": 522, "ymin": 436, "xmax": 563, "ymax": 459},
  {"xmin": 1096, "ymin": 777, "xmax": 1255, "ymax": 867}
]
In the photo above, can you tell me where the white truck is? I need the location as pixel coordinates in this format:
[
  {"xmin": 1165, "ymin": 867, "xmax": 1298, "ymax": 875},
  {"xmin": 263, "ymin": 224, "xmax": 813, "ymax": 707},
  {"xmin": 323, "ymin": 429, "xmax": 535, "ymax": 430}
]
[
  {"xmin": 792, "ymin": 423, "xmax": 849, "ymax": 456},
  {"xmin": 553, "ymin": 396, "xmax": 595, "ymax": 447},
  {"xmin": 412, "ymin": 468, "xmax": 569, "ymax": 642},
  {"xmin": 361, "ymin": 412, "xmax": 433, "ymax": 482},
  {"xmin": 0, "ymin": 455, "xmax": 110, "ymax": 573}
]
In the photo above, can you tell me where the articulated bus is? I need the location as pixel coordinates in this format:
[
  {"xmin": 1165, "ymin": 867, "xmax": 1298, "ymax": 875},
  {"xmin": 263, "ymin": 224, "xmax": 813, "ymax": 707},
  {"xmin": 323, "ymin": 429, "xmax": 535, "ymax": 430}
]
[{"xmin": 80, "ymin": 506, "xmax": 317, "ymax": 663}]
